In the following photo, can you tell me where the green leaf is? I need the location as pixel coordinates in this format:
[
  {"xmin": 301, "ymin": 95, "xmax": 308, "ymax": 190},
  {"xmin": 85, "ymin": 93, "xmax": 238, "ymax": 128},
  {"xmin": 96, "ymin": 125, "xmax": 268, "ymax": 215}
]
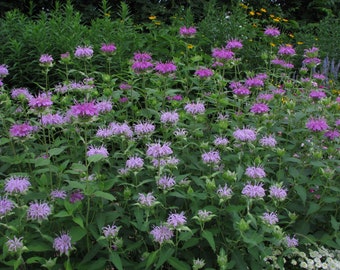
[
  {"xmin": 26, "ymin": 256, "xmax": 45, "ymax": 264},
  {"xmin": 306, "ymin": 202, "xmax": 321, "ymax": 216},
  {"xmin": 48, "ymin": 147, "xmax": 66, "ymax": 157},
  {"xmin": 27, "ymin": 241, "xmax": 52, "ymax": 252},
  {"xmin": 0, "ymin": 138, "xmax": 10, "ymax": 146},
  {"xmin": 88, "ymin": 154, "xmax": 106, "ymax": 163},
  {"xmin": 202, "ymin": 230, "xmax": 216, "ymax": 251},
  {"xmin": 109, "ymin": 252, "xmax": 123, "ymax": 270},
  {"xmin": 331, "ymin": 216, "xmax": 339, "ymax": 231},
  {"xmin": 156, "ymin": 247, "xmax": 174, "ymax": 269},
  {"xmin": 182, "ymin": 237, "xmax": 199, "ymax": 249},
  {"xmin": 34, "ymin": 157, "xmax": 50, "ymax": 167},
  {"xmin": 146, "ymin": 250, "xmax": 159, "ymax": 269},
  {"xmin": 54, "ymin": 210, "xmax": 70, "ymax": 218},
  {"xmin": 294, "ymin": 185, "xmax": 306, "ymax": 205},
  {"xmin": 167, "ymin": 257, "xmax": 190, "ymax": 270},
  {"xmin": 69, "ymin": 226, "xmax": 87, "ymax": 242},
  {"xmin": 93, "ymin": 191, "xmax": 116, "ymax": 201},
  {"xmin": 72, "ymin": 215, "xmax": 84, "ymax": 228}
]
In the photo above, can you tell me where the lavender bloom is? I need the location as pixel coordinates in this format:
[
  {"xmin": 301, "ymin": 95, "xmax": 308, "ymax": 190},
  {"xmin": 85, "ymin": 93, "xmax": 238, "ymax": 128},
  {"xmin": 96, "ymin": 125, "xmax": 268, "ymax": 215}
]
[
  {"xmin": 179, "ymin": 26, "xmax": 197, "ymax": 37},
  {"xmin": 151, "ymin": 156, "xmax": 180, "ymax": 167},
  {"xmin": 27, "ymin": 201, "xmax": 51, "ymax": 222},
  {"xmin": 324, "ymin": 130, "xmax": 340, "ymax": 140},
  {"xmin": 184, "ymin": 102, "xmax": 205, "ymax": 115},
  {"xmin": 309, "ymin": 90, "xmax": 326, "ymax": 100},
  {"xmin": 146, "ymin": 141, "xmax": 173, "ymax": 158},
  {"xmin": 5, "ymin": 176, "xmax": 31, "ymax": 194},
  {"xmin": 264, "ymin": 26, "xmax": 280, "ymax": 37},
  {"xmin": 9, "ymin": 123, "xmax": 35, "ymax": 137},
  {"xmin": 160, "ymin": 111, "xmax": 179, "ymax": 124},
  {"xmin": 50, "ymin": 190, "xmax": 67, "ymax": 200},
  {"xmin": 41, "ymin": 113, "xmax": 65, "ymax": 126},
  {"xmin": 0, "ymin": 196, "xmax": 15, "ymax": 218},
  {"xmin": 69, "ymin": 190, "xmax": 84, "ymax": 203},
  {"xmin": 262, "ymin": 212, "xmax": 279, "ymax": 225},
  {"xmin": 173, "ymin": 128, "xmax": 188, "ymax": 137},
  {"xmin": 70, "ymin": 101, "xmax": 99, "ymax": 118},
  {"xmin": 212, "ymin": 48, "xmax": 234, "ymax": 60},
  {"xmin": 167, "ymin": 212, "xmax": 187, "ymax": 228},
  {"xmin": 304, "ymin": 47, "xmax": 319, "ymax": 58},
  {"xmin": 257, "ymin": 93, "xmax": 274, "ymax": 101},
  {"xmin": 39, "ymin": 54, "xmax": 54, "ymax": 67},
  {"xmin": 202, "ymin": 150, "xmax": 221, "ymax": 165},
  {"xmin": 53, "ymin": 232, "xmax": 72, "ymax": 255},
  {"xmin": 213, "ymin": 136, "xmax": 229, "ymax": 147},
  {"xmin": 95, "ymin": 100, "xmax": 113, "ymax": 113},
  {"xmin": 313, "ymin": 73, "xmax": 326, "ymax": 81},
  {"xmin": 250, "ymin": 103, "xmax": 270, "ymax": 114},
  {"xmin": 245, "ymin": 166, "xmax": 266, "ymax": 179},
  {"xmin": 6, "ymin": 236, "xmax": 24, "ymax": 253},
  {"xmin": 269, "ymin": 185, "xmax": 288, "ymax": 200},
  {"xmin": 233, "ymin": 128, "xmax": 257, "ymax": 141},
  {"xmin": 259, "ymin": 135, "xmax": 277, "ymax": 147},
  {"xmin": 74, "ymin": 45, "xmax": 93, "ymax": 59},
  {"xmin": 193, "ymin": 258, "xmax": 206, "ymax": 270},
  {"xmin": 87, "ymin": 145, "xmax": 109, "ymax": 158},
  {"xmin": 245, "ymin": 77, "xmax": 264, "ymax": 88},
  {"xmin": 134, "ymin": 121, "xmax": 155, "ymax": 136},
  {"xmin": 101, "ymin": 43, "xmax": 116, "ymax": 54},
  {"xmin": 11, "ymin": 87, "xmax": 33, "ymax": 100},
  {"xmin": 217, "ymin": 184, "xmax": 233, "ymax": 199},
  {"xmin": 109, "ymin": 122, "xmax": 133, "ymax": 138},
  {"xmin": 157, "ymin": 175, "xmax": 176, "ymax": 190},
  {"xmin": 138, "ymin": 192, "xmax": 156, "ymax": 207},
  {"xmin": 0, "ymin": 64, "xmax": 9, "ymax": 78},
  {"xmin": 306, "ymin": 118, "xmax": 329, "ymax": 132},
  {"xmin": 278, "ymin": 45, "xmax": 296, "ymax": 56},
  {"xmin": 102, "ymin": 223, "xmax": 119, "ymax": 239},
  {"xmin": 196, "ymin": 210, "xmax": 214, "ymax": 222},
  {"xmin": 195, "ymin": 68, "xmax": 213, "ymax": 78},
  {"xmin": 226, "ymin": 39, "xmax": 243, "ymax": 50},
  {"xmin": 133, "ymin": 52, "xmax": 152, "ymax": 62},
  {"xmin": 303, "ymin": 57, "xmax": 321, "ymax": 68},
  {"xmin": 285, "ymin": 235, "xmax": 298, "ymax": 247},
  {"xmin": 29, "ymin": 92, "xmax": 53, "ymax": 109},
  {"xmin": 150, "ymin": 225, "xmax": 174, "ymax": 245},
  {"xmin": 233, "ymin": 86, "xmax": 251, "ymax": 96},
  {"xmin": 119, "ymin": 82, "xmax": 132, "ymax": 90},
  {"xmin": 154, "ymin": 61, "xmax": 177, "ymax": 74},
  {"xmin": 132, "ymin": 61, "xmax": 153, "ymax": 73},
  {"xmin": 242, "ymin": 182, "xmax": 266, "ymax": 198},
  {"xmin": 126, "ymin": 156, "xmax": 144, "ymax": 170}
]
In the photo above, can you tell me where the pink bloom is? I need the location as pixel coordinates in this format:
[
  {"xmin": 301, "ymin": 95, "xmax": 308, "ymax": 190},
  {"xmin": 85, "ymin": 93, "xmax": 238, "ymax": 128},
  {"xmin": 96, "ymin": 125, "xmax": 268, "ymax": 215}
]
[
  {"xmin": 250, "ymin": 103, "xmax": 270, "ymax": 114},
  {"xmin": 217, "ymin": 185, "xmax": 233, "ymax": 199},
  {"xmin": 95, "ymin": 100, "xmax": 113, "ymax": 113},
  {"xmin": 245, "ymin": 77, "xmax": 264, "ymax": 88},
  {"xmin": 9, "ymin": 123, "xmax": 35, "ymax": 137},
  {"xmin": 101, "ymin": 43, "xmax": 116, "ymax": 54},
  {"xmin": 184, "ymin": 102, "xmax": 205, "ymax": 114},
  {"xmin": 304, "ymin": 47, "xmax": 319, "ymax": 58},
  {"xmin": 131, "ymin": 61, "xmax": 153, "ymax": 73},
  {"xmin": 119, "ymin": 82, "xmax": 131, "ymax": 90},
  {"xmin": 309, "ymin": 90, "xmax": 326, "ymax": 100},
  {"xmin": 29, "ymin": 92, "xmax": 53, "ymax": 109},
  {"xmin": 11, "ymin": 88, "xmax": 33, "ymax": 100},
  {"xmin": 69, "ymin": 190, "xmax": 84, "ymax": 203},
  {"xmin": 257, "ymin": 93, "xmax": 274, "ymax": 101},
  {"xmin": 154, "ymin": 61, "xmax": 177, "ymax": 74},
  {"xmin": 6, "ymin": 236, "xmax": 23, "ymax": 253},
  {"xmin": 306, "ymin": 118, "xmax": 329, "ymax": 131},
  {"xmin": 202, "ymin": 150, "xmax": 221, "ymax": 164},
  {"xmin": 212, "ymin": 48, "xmax": 234, "ymax": 60},
  {"xmin": 324, "ymin": 130, "xmax": 340, "ymax": 140},
  {"xmin": 242, "ymin": 182, "xmax": 266, "ymax": 198},
  {"xmin": 41, "ymin": 113, "xmax": 65, "ymax": 126},
  {"xmin": 195, "ymin": 68, "xmax": 213, "ymax": 78},
  {"xmin": 87, "ymin": 145, "xmax": 109, "ymax": 157},
  {"xmin": 133, "ymin": 52, "xmax": 152, "ymax": 62},
  {"xmin": 0, "ymin": 64, "xmax": 9, "ymax": 78},
  {"xmin": 226, "ymin": 39, "xmax": 243, "ymax": 50},
  {"xmin": 179, "ymin": 26, "xmax": 197, "ymax": 37},
  {"xmin": 70, "ymin": 101, "xmax": 99, "ymax": 118},
  {"xmin": 264, "ymin": 26, "xmax": 280, "ymax": 37},
  {"xmin": 278, "ymin": 45, "xmax": 295, "ymax": 56},
  {"xmin": 74, "ymin": 46, "xmax": 93, "ymax": 59},
  {"xmin": 39, "ymin": 54, "xmax": 53, "ymax": 66}
]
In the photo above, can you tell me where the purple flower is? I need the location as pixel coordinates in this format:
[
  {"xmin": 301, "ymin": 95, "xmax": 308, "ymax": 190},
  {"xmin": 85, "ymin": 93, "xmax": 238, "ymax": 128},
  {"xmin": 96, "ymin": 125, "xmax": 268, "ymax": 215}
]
[
  {"xmin": 233, "ymin": 86, "xmax": 251, "ymax": 96},
  {"xmin": 60, "ymin": 52, "xmax": 70, "ymax": 60},
  {"xmin": 150, "ymin": 225, "xmax": 174, "ymax": 244},
  {"xmin": 29, "ymin": 92, "xmax": 53, "ymax": 109},
  {"xmin": 119, "ymin": 97, "xmax": 129, "ymax": 103},
  {"xmin": 41, "ymin": 113, "xmax": 65, "ymax": 126},
  {"xmin": 179, "ymin": 26, "xmax": 197, "ymax": 37},
  {"xmin": 233, "ymin": 128, "xmax": 257, "ymax": 141},
  {"xmin": 242, "ymin": 182, "xmax": 266, "ymax": 198},
  {"xmin": 324, "ymin": 130, "xmax": 340, "ymax": 140},
  {"xmin": 309, "ymin": 90, "xmax": 326, "ymax": 100},
  {"xmin": 134, "ymin": 121, "xmax": 155, "ymax": 136},
  {"xmin": 195, "ymin": 68, "xmax": 213, "ymax": 78},
  {"xmin": 167, "ymin": 212, "xmax": 186, "ymax": 228},
  {"xmin": 264, "ymin": 26, "xmax": 280, "ymax": 37},
  {"xmin": 0, "ymin": 196, "xmax": 15, "ymax": 218},
  {"xmin": 196, "ymin": 210, "xmax": 214, "ymax": 222},
  {"xmin": 101, "ymin": 43, "xmax": 116, "ymax": 54},
  {"xmin": 119, "ymin": 82, "xmax": 132, "ymax": 90},
  {"xmin": 213, "ymin": 137, "xmax": 229, "ymax": 147},
  {"xmin": 212, "ymin": 48, "xmax": 234, "ymax": 60},
  {"xmin": 257, "ymin": 93, "xmax": 274, "ymax": 101},
  {"xmin": 133, "ymin": 52, "xmax": 152, "ymax": 62},
  {"xmin": 313, "ymin": 73, "xmax": 326, "ymax": 81},
  {"xmin": 50, "ymin": 189, "xmax": 67, "ymax": 200},
  {"xmin": 53, "ymin": 232, "xmax": 72, "ymax": 255},
  {"xmin": 5, "ymin": 176, "xmax": 31, "ymax": 194},
  {"xmin": 96, "ymin": 100, "xmax": 113, "ymax": 113},
  {"xmin": 146, "ymin": 141, "xmax": 173, "ymax": 158},
  {"xmin": 306, "ymin": 118, "xmax": 329, "ymax": 132},
  {"xmin": 245, "ymin": 166, "xmax": 266, "ymax": 179},
  {"xmin": 226, "ymin": 39, "xmax": 243, "ymax": 50},
  {"xmin": 217, "ymin": 184, "xmax": 233, "ymax": 199},
  {"xmin": 259, "ymin": 135, "xmax": 277, "ymax": 147},
  {"xmin": 157, "ymin": 175, "xmax": 176, "ymax": 190},
  {"xmin": 9, "ymin": 123, "xmax": 35, "ymax": 137},
  {"xmin": 27, "ymin": 201, "xmax": 51, "ymax": 222},
  {"xmin": 102, "ymin": 223, "xmax": 119, "ymax": 239},
  {"xmin": 69, "ymin": 190, "xmax": 84, "ymax": 203},
  {"xmin": 74, "ymin": 45, "xmax": 93, "ymax": 59},
  {"xmin": 109, "ymin": 122, "xmax": 133, "ymax": 138},
  {"xmin": 126, "ymin": 156, "xmax": 144, "ymax": 170},
  {"xmin": 304, "ymin": 47, "xmax": 319, "ymax": 58},
  {"xmin": 269, "ymin": 185, "xmax": 288, "ymax": 200},
  {"xmin": 138, "ymin": 192, "xmax": 156, "ymax": 207},
  {"xmin": 278, "ymin": 45, "xmax": 296, "ymax": 56},
  {"xmin": 245, "ymin": 77, "xmax": 264, "ymax": 88},
  {"xmin": 303, "ymin": 57, "xmax": 321, "ymax": 68},
  {"xmin": 151, "ymin": 156, "xmax": 179, "ymax": 167},
  {"xmin": 202, "ymin": 150, "xmax": 221, "ymax": 165},
  {"xmin": 11, "ymin": 87, "xmax": 33, "ymax": 100},
  {"xmin": 184, "ymin": 102, "xmax": 205, "ymax": 115},
  {"xmin": 154, "ymin": 61, "xmax": 177, "ymax": 74},
  {"xmin": 160, "ymin": 111, "xmax": 179, "ymax": 124},
  {"xmin": 0, "ymin": 64, "xmax": 9, "ymax": 78},
  {"xmin": 250, "ymin": 103, "xmax": 270, "ymax": 114},
  {"xmin": 39, "ymin": 54, "xmax": 54, "ymax": 67},
  {"xmin": 6, "ymin": 236, "xmax": 24, "ymax": 253},
  {"xmin": 262, "ymin": 212, "xmax": 278, "ymax": 225},
  {"xmin": 285, "ymin": 235, "xmax": 298, "ymax": 247},
  {"xmin": 70, "ymin": 101, "xmax": 99, "ymax": 118},
  {"xmin": 87, "ymin": 145, "xmax": 109, "ymax": 157},
  {"xmin": 131, "ymin": 61, "xmax": 153, "ymax": 73}
]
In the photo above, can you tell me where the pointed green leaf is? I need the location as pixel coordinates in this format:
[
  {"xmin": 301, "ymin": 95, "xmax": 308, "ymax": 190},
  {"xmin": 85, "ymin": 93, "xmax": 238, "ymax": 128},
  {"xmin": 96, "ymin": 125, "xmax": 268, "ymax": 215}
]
[{"xmin": 202, "ymin": 230, "xmax": 216, "ymax": 251}]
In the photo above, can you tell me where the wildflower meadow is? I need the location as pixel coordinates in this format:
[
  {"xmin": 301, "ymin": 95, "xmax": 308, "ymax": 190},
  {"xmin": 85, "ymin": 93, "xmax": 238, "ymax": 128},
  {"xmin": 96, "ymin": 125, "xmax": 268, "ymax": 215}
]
[{"xmin": 0, "ymin": 1, "xmax": 339, "ymax": 270}]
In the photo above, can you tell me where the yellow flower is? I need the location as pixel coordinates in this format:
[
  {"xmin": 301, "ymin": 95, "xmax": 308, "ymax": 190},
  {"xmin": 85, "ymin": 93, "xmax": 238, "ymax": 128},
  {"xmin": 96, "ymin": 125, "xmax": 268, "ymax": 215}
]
[
  {"xmin": 252, "ymin": 23, "xmax": 257, "ymax": 27},
  {"xmin": 149, "ymin": 15, "xmax": 157, "ymax": 20},
  {"xmin": 288, "ymin": 33, "xmax": 294, "ymax": 38},
  {"xmin": 239, "ymin": 3, "xmax": 248, "ymax": 9},
  {"xmin": 187, "ymin": 44, "xmax": 194, "ymax": 49},
  {"xmin": 104, "ymin": 13, "xmax": 110, "ymax": 17},
  {"xmin": 332, "ymin": 89, "xmax": 340, "ymax": 95},
  {"xmin": 154, "ymin": 21, "xmax": 161, "ymax": 25},
  {"xmin": 260, "ymin": 8, "xmax": 267, "ymax": 13},
  {"xmin": 256, "ymin": 12, "xmax": 262, "ymax": 16},
  {"xmin": 270, "ymin": 14, "xmax": 275, "ymax": 18},
  {"xmin": 273, "ymin": 17, "xmax": 281, "ymax": 22},
  {"xmin": 282, "ymin": 18, "xmax": 288, "ymax": 22},
  {"xmin": 297, "ymin": 41, "xmax": 304, "ymax": 45},
  {"xmin": 281, "ymin": 97, "xmax": 288, "ymax": 104},
  {"xmin": 249, "ymin": 11, "xmax": 255, "ymax": 16},
  {"xmin": 270, "ymin": 42, "xmax": 276, "ymax": 47}
]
